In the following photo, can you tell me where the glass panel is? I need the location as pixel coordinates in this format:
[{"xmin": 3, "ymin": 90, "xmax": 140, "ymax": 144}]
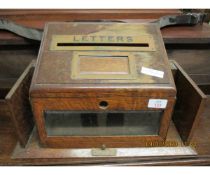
[{"xmin": 44, "ymin": 111, "xmax": 163, "ymax": 136}]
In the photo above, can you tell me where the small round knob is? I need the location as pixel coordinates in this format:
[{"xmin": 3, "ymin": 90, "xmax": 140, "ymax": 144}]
[{"xmin": 101, "ymin": 144, "xmax": 106, "ymax": 150}]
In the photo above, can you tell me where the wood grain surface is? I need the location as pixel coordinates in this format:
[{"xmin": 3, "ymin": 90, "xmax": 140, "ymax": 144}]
[
  {"xmin": 172, "ymin": 61, "xmax": 207, "ymax": 145},
  {"xmin": 30, "ymin": 22, "xmax": 176, "ymax": 148},
  {"xmin": 0, "ymin": 59, "xmax": 209, "ymax": 165},
  {"xmin": 0, "ymin": 9, "xmax": 210, "ymax": 165},
  {"xmin": 0, "ymin": 61, "xmax": 35, "ymax": 147},
  {"xmin": 11, "ymin": 123, "xmax": 197, "ymax": 164}
]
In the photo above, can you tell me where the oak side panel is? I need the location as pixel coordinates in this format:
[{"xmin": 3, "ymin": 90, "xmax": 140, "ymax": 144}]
[
  {"xmin": 172, "ymin": 61, "xmax": 207, "ymax": 144},
  {"xmin": 190, "ymin": 95, "xmax": 210, "ymax": 155},
  {"xmin": 6, "ymin": 62, "xmax": 35, "ymax": 147}
]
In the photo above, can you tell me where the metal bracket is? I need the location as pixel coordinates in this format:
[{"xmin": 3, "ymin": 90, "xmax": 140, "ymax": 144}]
[
  {"xmin": 91, "ymin": 146, "xmax": 117, "ymax": 156},
  {"xmin": 157, "ymin": 13, "xmax": 207, "ymax": 29}
]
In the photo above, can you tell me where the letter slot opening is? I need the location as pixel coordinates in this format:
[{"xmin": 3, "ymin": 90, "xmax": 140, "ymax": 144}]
[
  {"xmin": 56, "ymin": 43, "xmax": 149, "ymax": 47},
  {"xmin": 50, "ymin": 35, "xmax": 156, "ymax": 51}
]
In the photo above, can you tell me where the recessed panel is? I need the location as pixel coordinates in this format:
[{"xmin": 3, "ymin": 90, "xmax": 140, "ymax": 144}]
[
  {"xmin": 79, "ymin": 56, "xmax": 129, "ymax": 74},
  {"xmin": 71, "ymin": 52, "xmax": 136, "ymax": 79}
]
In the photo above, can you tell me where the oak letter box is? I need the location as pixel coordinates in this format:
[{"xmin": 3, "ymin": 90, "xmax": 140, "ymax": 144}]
[{"xmin": 30, "ymin": 22, "xmax": 176, "ymax": 148}]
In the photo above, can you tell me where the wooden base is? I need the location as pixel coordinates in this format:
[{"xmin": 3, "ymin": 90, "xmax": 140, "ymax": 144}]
[{"xmin": 11, "ymin": 122, "xmax": 196, "ymax": 165}]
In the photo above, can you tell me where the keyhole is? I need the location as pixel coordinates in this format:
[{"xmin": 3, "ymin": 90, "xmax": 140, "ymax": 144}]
[{"xmin": 99, "ymin": 101, "xmax": 108, "ymax": 109}]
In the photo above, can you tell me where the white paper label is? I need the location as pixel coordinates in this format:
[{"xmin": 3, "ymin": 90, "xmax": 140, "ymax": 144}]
[
  {"xmin": 148, "ymin": 99, "xmax": 168, "ymax": 109},
  {"xmin": 141, "ymin": 67, "xmax": 164, "ymax": 78}
]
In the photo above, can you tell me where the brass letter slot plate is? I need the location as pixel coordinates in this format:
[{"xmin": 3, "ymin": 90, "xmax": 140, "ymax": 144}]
[
  {"xmin": 50, "ymin": 35, "xmax": 155, "ymax": 51},
  {"xmin": 71, "ymin": 52, "xmax": 137, "ymax": 80}
]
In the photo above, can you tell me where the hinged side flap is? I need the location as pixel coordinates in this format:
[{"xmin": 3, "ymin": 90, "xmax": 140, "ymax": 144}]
[
  {"xmin": 6, "ymin": 61, "xmax": 36, "ymax": 147},
  {"xmin": 172, "ymin": 61, "xmax": 207, "ymax": 144}
]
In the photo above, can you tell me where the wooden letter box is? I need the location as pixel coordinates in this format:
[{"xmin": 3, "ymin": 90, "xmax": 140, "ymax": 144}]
[{"xmin": 30, "ymin": 22, "xmax": 176, "ymax": 148}]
